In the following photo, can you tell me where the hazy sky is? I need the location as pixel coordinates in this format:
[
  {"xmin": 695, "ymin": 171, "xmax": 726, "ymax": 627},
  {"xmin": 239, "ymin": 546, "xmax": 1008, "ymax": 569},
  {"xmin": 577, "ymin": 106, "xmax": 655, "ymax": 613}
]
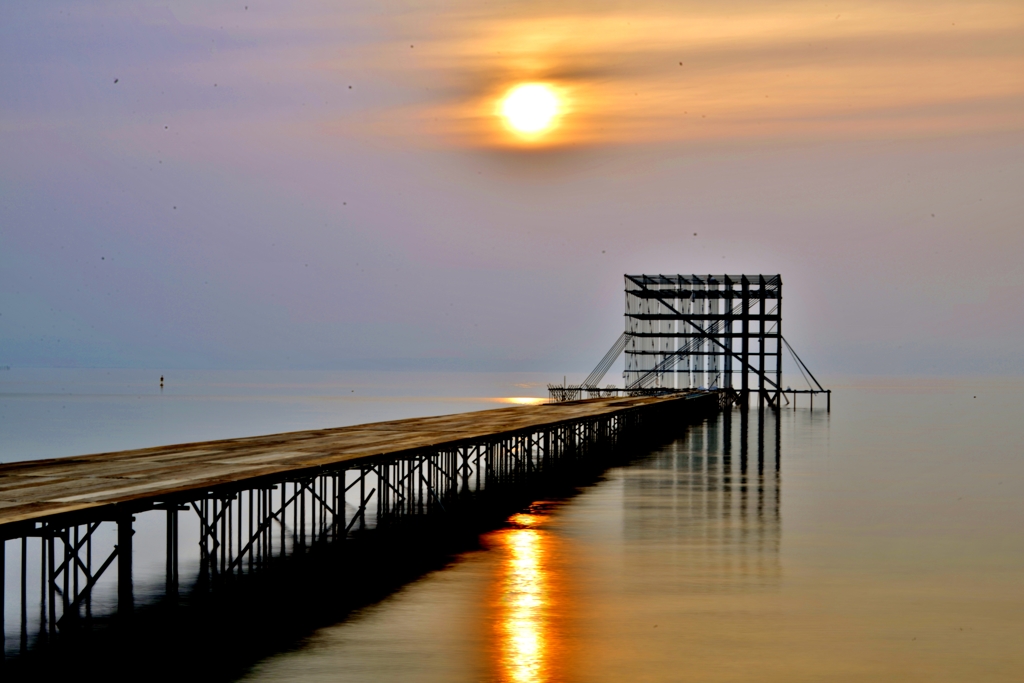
[{"xmin": 2, "ymin": 0, "xmax": 1022, "ymax": 375}]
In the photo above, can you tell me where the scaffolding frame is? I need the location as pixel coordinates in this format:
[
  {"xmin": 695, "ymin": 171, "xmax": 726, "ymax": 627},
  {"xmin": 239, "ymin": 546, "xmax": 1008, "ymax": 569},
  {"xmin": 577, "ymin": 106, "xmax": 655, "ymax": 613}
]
[{"xmin": 624, "ymin": 274, "xmax": 783, "ymax": 406}]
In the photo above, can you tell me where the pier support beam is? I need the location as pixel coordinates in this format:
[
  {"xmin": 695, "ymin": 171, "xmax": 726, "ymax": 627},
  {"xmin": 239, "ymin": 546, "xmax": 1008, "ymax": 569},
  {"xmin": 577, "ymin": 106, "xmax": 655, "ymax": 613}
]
[
  {"xmin": 117, "ymin": 515, "xmax": 133, "ymax": 618},
  {"xmin": 758, "ymin": 275, "xmax": 766, "ymax": 409},
  {"xmin": 741, "ymin": 276, "xmax": 750, "ymax": 401},
  {"xmin": 1, "ymin": 539, "xmax": 4, "ymax": 656},
  {"xmin": 166, "ymin": 509, "xmax": 178, "ymax": 598}
]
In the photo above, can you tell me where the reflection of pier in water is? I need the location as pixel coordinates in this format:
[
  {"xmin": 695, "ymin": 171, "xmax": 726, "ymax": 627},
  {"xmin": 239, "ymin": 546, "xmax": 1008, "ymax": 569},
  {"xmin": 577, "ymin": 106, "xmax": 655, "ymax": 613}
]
[
  {"xmin": 622, "ymin": 406, "xmax": 781, "ymax": 589},
  {"xmin": 482, "ymin": 406, "xmax": 782, "ymax": 683}
]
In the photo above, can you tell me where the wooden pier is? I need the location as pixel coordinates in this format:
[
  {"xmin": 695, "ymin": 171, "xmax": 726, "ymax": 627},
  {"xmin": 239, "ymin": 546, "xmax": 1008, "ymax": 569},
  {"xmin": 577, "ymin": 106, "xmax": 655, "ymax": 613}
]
[{"xmin": 0, "ymin": 391, "xmax": 718, "ymax": 657}]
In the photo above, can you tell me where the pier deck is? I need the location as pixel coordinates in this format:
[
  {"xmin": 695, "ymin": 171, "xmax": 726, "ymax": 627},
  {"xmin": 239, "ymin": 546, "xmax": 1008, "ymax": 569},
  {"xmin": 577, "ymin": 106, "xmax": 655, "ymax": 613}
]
[
  {"xmin": 0, "ymin": 390, "xmax": 716, "ymax": 654},
  {"xmin": 0, "ymin": 393, "xmax": 692, "ymax": 532}
]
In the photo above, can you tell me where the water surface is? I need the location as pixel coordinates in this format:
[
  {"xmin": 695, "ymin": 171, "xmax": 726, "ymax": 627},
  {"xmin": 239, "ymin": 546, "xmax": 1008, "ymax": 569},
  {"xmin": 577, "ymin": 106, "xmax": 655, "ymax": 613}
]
[
  {"xmin": 239, "ymin": 377, "xmax": 1024, "ymax": 682},
  {"xmin": 2, "ymin": 372, "xmax": 1022, "ymax": 680},
  {"xmin": 0, "ymin": 368, "xmax": 550, "ymax": 462}
]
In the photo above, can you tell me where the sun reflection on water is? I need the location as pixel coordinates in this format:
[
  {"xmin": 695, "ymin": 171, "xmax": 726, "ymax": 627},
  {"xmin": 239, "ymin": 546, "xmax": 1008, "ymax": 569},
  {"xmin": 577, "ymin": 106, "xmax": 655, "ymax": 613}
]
[{"xmin": 492, "ymin": 512, "xmax": 556, "ymax": 683}]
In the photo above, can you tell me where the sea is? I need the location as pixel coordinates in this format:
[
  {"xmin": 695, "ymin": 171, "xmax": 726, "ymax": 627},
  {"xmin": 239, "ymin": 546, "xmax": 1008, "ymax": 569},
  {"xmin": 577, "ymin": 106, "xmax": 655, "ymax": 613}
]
[{"xmin": 1, "ymin": 369, "xmax": 1022, "ymax": 681}]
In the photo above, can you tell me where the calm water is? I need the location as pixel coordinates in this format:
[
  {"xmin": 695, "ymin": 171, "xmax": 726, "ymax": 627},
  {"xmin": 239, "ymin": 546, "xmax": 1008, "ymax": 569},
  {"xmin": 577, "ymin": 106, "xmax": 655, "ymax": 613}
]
[
  {"xmin": 0, "ymin": 368, "xmax": 551, "ymax": 463},
  {"xmin": 241, "ymin": 377, "xmax": 1024, "ymax": 682},
  {"xmin": 2, "ymin": 372, "xmax": 1023, "ymax": 680}
]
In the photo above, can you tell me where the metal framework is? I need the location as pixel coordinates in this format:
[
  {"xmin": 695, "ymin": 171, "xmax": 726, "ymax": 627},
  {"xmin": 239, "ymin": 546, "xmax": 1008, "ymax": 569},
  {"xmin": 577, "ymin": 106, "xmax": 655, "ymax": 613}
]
[
  {"xmin": 624, "ymin": 274, "xmax": 783, "ymax": 406},
  {"xmin": 0, "ymin": 395, "xmax": 715, "ymax": 660}
]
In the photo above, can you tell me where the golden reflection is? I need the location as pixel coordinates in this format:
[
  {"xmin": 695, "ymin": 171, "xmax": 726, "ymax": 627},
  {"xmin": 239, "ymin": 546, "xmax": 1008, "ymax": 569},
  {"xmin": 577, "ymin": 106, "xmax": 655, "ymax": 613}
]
[
  {"xmin": 498, "ymin": 83, "xmax": 563, "ymax": 140},
  {"xmin": 497, "ymin": 397, "xmax": 547, "ymax": 406},
  {"xmin": 489, "ymin": 511, "xmax": 560, "ymax": 683}
]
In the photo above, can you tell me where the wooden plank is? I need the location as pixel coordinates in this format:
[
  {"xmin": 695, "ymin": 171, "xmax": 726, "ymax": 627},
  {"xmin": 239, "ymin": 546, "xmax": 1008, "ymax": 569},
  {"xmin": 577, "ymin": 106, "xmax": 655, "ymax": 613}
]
[{"xmin": 0, "ymin": 394, "xmax": 694, "ymax": 528}]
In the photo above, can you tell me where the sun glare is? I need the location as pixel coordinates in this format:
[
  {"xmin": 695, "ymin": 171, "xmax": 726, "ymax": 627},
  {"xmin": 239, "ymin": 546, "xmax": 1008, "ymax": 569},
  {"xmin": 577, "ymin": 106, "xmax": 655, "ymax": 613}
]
[
  {"xmin": 499, "ymin": 83, "xmax": 561, "ymax": 138},
  {"xmin": 500, "ymin": 397, "xmax": 547, "ymax": 406}
]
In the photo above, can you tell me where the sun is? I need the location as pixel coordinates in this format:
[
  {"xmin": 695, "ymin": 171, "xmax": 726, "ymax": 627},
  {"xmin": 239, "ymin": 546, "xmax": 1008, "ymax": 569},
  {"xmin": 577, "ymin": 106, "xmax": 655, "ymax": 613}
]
[{"xmin": 499, "ymin": 83, "xmax": 561, "ymax": 137}]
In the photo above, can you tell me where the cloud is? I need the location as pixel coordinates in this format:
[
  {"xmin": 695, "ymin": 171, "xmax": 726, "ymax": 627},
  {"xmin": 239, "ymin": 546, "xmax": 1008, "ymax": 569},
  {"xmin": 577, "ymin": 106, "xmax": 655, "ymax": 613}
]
[{"xmin": 332, "ymin": 1, "xmax": 1024, "ymax": 148}]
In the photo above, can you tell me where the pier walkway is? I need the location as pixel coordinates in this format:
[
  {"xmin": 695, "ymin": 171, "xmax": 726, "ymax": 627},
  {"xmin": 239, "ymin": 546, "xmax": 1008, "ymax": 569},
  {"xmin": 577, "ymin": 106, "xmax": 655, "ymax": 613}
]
[
  {"xmin": 0, "ymin": 394, "xmax": 700, "ymax": 529},
  {"xmin": 0, "ymin": 391, "xmax": 717, "ymax": 657}
]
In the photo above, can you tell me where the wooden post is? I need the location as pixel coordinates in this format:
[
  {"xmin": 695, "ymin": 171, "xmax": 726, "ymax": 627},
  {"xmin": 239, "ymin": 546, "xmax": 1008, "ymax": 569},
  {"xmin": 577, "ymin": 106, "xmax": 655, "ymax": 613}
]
[
  {"xmin": 166, "ymin": 509, "xmax": 178, "ymax": 598},
  {"xmin": 775, "ymin": 276, "xmax": 782, "ymax": 407},
  {"xmin": 0, "ymin": 539, "xmax": 4, "ymax": 656},
  {"xmin": 758, "ymin": 275, "xmax": 766, "ymax": 407},
  {"xmin": 741, "ymin": 276, "xmax": 750, "ymax": 401},
  {"xmin": 117, "ymin": 515, "xmax": 133, "ymax": 617}
]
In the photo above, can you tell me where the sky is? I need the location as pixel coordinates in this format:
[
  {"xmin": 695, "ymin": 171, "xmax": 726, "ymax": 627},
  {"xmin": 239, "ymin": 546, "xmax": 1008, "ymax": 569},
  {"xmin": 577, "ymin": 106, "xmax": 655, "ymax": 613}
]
[{"xmin": 1, "ymin": 0, "xmax": 1022, "ymax": 376}]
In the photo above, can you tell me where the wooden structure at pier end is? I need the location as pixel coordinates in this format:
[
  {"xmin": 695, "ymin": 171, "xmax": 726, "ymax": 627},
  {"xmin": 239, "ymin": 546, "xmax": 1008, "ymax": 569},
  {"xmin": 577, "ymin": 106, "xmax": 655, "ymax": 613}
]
[
  {"xmin": 551, "ymin": 274, "xmax": 829, "ymax": 410},
  {"xmin": 624, "ymin": 274, "xmax": 782, "ymax": 404}
]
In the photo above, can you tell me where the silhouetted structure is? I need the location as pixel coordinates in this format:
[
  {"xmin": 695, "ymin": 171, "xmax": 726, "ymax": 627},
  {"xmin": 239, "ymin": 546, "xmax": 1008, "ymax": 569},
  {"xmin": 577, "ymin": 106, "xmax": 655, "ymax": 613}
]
[
  {"xmin": 624, "ymin": 274, "xmax": 782, "ymax": 405},
  {"xmin": 552, "ymin": 274, "xmax": 828, "ymax": 408}
]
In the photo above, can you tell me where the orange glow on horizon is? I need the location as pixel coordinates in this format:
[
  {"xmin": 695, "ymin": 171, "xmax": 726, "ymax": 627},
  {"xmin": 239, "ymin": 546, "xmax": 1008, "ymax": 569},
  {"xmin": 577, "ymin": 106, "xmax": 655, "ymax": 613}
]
[{"xmin": 498, "ymin": 397, "xmax": 547, "ymax": 406}]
